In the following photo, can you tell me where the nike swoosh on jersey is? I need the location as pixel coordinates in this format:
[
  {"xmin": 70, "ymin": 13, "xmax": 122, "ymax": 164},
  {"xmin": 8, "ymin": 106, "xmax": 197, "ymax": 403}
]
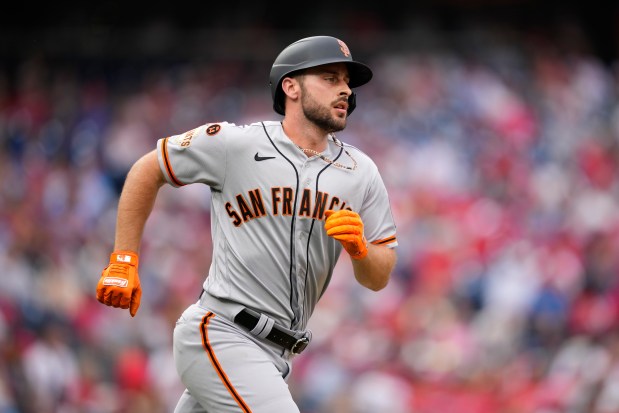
[{"xmin": 254, "ymin": 153, "xmax": 276, "ymax": 161}]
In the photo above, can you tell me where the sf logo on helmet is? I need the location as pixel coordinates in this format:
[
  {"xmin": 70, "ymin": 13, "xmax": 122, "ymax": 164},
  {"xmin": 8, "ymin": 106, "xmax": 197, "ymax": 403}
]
[{"xmin": 337, "ymin": 39, "xmax": 350, "ymax": 57}]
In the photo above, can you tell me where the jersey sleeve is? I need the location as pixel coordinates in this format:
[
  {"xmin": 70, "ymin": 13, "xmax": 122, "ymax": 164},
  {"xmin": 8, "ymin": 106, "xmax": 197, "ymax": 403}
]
[
  {"xmin": 360, "ymin": 166, "xmax": 398, "ymax": 248},
  {"xmin": 157, "ymin": 122, "xmax": 229, "ymax": 190}
]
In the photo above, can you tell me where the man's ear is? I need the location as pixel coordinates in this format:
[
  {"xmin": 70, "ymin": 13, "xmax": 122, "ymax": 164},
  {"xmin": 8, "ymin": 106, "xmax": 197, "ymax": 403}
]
[{"xmin": 281, "ymin": 77, "xmax": 301, "ymax": 101}]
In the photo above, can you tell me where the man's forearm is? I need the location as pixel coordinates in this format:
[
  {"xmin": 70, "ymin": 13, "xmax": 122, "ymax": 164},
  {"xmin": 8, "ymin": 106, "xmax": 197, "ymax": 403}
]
[
  {"xmin": 114, "ymin": 150, "xmax": 166, "ymax": 252},
  {"xmin": 351, "ymin": 244, "xmax": 396, "ymax": 291}
]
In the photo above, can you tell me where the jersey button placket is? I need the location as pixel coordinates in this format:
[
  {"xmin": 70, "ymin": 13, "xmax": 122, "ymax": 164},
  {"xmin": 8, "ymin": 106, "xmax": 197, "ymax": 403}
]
[{"xmin": 299, "ymin": 161, "xmax": 311, "ymax": 187}]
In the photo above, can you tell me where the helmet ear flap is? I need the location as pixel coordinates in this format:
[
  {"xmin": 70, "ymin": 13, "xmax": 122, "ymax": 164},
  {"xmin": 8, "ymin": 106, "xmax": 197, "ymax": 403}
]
[{"xmin": 347, "ymin": 92, "xmax": 357, "ymax": 115}]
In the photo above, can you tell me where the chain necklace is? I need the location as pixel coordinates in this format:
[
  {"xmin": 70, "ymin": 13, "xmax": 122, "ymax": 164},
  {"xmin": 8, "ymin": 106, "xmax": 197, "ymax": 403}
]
[{"xmin": 296, "ymin": 134, "xmax": 358, "ymax": 171}]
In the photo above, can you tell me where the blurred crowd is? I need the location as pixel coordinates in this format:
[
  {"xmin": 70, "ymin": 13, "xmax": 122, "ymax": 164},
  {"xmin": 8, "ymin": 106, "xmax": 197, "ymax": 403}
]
[{"xmin": 2, "ymin": 25, "xmax": 619, "ymax": 413}]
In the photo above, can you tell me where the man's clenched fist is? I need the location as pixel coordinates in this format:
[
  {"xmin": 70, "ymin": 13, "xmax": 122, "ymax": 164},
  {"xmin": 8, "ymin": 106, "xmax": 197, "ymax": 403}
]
[
  {"xmin": 96, "ymin": 251, "xmax": 142, "ymax": 317},
  {"xmin": 324, "ymin": 210, "xmax": 368, "ymax": 260}
]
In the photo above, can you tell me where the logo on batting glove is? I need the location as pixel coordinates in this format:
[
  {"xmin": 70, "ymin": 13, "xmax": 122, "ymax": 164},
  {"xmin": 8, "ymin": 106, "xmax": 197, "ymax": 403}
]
[{"xmin": 102, "ymin": 277, "xmax": 129, "ymax": 287}]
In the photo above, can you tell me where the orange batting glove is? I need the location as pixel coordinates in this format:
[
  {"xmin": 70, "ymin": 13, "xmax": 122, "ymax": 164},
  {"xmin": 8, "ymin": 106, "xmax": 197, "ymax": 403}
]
[
  {"xmin": 96, "ymin": 250, "xmax": 142, "ymax": 317},
  {"xmin": 324, "ymin": 210, "xmax": 368, "ymax": 260}
]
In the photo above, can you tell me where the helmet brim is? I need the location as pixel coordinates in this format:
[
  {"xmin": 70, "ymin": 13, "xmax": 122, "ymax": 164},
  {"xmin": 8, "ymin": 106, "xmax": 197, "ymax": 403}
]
[
  {"xmin": 346, "ymin": 61, "xmax": 373, "ymax": 88},
  {"xmin": 278, "ymin": 59, "xmax": 372, "ymax": 88}
]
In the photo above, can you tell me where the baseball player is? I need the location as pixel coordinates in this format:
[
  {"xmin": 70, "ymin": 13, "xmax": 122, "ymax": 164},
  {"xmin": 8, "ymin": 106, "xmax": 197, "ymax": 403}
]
[{"xmin": 96, "ymin": 35, "xmax": 398, "ymax": 412}]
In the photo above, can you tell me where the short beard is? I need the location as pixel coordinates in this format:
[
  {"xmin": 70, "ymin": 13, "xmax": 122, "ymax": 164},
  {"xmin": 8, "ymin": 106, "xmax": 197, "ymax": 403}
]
[{"xmin": 299, "ymin": 83, "xmax": 346, "ymax": 133}]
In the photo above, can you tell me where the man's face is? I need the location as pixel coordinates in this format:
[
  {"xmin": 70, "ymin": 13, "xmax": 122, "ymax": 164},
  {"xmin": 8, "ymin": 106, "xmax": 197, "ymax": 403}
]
[{"xmin": 298, "ymin": 63, "xmax": 352, "ymax": 133}]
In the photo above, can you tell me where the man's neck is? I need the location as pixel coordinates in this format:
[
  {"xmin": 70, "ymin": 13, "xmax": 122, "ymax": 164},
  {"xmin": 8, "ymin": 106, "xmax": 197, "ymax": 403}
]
[{"xmin": 281, "ymin": 117, "xmax": 330, "ymax": 153}]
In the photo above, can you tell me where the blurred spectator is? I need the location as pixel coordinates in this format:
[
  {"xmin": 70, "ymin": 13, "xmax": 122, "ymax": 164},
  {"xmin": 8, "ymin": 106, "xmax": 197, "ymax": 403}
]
[{"xmin": 21, "ymin": 315, "xmax": 79, "ymax": 413}]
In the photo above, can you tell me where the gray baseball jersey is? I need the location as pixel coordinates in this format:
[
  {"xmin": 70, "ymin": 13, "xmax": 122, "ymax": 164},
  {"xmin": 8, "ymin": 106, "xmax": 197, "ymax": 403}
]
[
  {"xmin": 157, "ymin": 120, "xmax": 397, "ymax": 331},
  {"xmin": 159, "ymin": 120, "xmax": 397, "ymax": 412}
]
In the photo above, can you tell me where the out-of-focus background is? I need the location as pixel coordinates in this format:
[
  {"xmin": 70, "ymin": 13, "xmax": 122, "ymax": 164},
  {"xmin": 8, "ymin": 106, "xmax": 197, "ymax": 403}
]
[{"xmin": 2, "ymin": 1, "xmax": 619, "ymax": 412}]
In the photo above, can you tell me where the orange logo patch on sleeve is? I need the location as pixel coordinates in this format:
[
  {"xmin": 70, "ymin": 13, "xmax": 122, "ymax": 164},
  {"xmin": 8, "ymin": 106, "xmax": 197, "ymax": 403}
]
[{"xmin": 206, "ymin": 124, "xmax": 222, "ymax": 136}]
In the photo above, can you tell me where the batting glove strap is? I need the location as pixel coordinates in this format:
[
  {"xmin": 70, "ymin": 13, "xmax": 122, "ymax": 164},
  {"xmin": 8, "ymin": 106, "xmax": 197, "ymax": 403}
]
[
  {"xmin": 109, "ymin": 250, "xmax": 139, "ymax": 266},
  {"xmin": 349, "ymin": 237, "xmax": 368, "ymax": 260}
]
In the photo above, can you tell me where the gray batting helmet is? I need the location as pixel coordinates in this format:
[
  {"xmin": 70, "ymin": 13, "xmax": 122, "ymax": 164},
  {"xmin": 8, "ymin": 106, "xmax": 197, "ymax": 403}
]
[{"xmin": 269, "ymin": 36, "xmax": 373, "ymax": 116}]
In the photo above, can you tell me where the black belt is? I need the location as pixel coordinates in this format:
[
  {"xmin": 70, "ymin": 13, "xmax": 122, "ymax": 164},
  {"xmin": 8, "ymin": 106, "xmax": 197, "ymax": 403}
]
[{"xmin": 234, "ymin": 309, "xmax": 310, "ymax": 355}]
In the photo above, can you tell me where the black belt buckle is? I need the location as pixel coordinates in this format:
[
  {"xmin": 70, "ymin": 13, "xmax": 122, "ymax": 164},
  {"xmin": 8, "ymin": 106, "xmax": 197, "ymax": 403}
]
[{"xmin": 291, "ymin": 336, "xmax": 309, "ymax": 355}]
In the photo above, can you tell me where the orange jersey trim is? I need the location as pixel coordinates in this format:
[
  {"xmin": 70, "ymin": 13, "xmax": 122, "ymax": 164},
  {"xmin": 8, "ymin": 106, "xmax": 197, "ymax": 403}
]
[
  {"xmin": 161, "ymin": 137, "xmax": 185, "ymax": 187},
  {"xmin": 200, "ymin": 313, "xmax": 252, "ymax": 413},
  {"xmin": 371, "ymin": 235, "xmax": 397, "ymax": 246}
]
